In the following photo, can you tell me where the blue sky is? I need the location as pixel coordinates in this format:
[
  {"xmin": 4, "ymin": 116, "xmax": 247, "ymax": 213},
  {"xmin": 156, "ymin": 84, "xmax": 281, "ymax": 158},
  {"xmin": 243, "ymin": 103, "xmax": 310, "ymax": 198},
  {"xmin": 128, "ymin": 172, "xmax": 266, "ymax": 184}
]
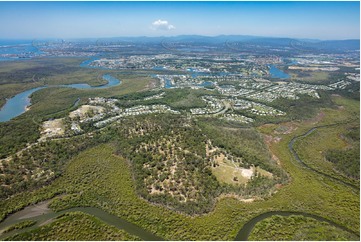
[{"xmin": 0, "ymin": 1, "xmax": 359, "ymax": 40}]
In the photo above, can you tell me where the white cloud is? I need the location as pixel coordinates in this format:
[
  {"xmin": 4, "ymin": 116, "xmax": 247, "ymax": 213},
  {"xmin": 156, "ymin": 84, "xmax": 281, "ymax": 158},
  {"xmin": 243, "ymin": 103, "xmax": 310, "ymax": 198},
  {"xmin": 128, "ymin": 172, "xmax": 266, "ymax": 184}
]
[{"xmin": 151, "ymin": 19, "xmax": 175, "ymax": 31}]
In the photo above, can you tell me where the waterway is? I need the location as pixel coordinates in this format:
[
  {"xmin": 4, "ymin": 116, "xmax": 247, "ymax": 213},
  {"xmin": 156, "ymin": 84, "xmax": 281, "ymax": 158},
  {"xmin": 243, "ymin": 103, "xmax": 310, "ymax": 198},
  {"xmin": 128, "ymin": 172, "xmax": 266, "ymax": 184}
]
[
  {"xmin": 288, "ymin": 122, "xmax": 359, "ymax": 190},
  {"xmin": 79, "ymin": 56, "xmax": 105, "ymax": 69},
  {"xmin": 0, "ymin": 41, "xmax": 43, "ymax": 61},
  {"xmin": 0, "ymin": 201, "xmax": 162, "ymax": 241},
  {"xmin": 58, "ymin": 74, "xmax": 121, "ymax": 89},
  {"xmin": 235, "ymin": 211, "xmax": 359, "ymax": 241},
  {"xmin": 0, "ymin": 200, "xmax": 357, "ymax": 241},
  {"xmin": 268, "ymin": 65, "xmax": 290, "ymax": 79},
  {"xmin": 0, "ymin": 122, "xmax": 358, "ymax": 240},
  {"xmin": 0, "ymin": 87, "xmax": 46, "ymax": 122},
  {"xmin": 234, "ymin": 121, "xmax": 359, "ymax": 240},
  {"xmin": 0, "ymin": 74, "xmax": 121, "ymax": 122}
]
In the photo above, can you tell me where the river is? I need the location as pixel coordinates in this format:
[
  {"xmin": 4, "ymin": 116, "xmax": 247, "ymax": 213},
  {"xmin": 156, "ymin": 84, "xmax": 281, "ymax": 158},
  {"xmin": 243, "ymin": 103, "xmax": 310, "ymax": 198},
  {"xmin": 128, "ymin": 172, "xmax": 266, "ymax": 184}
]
[
  {"xmin": 1, "ymin": 200, "xmax": 358, "ymax": 241},
  {"xmin": 0, "ymin": 74, "xmax": 121, "ymax": 122},
  {"xmin": 235, "ymin": 211, "xmax": 359, "ymax": 241},
  {"xmin": 234, "ymin": 121, "xmax": 359, "ymax": 240},
  {"xmin": 0, "ymin": 200, "xmax": 162, "ymax": 241},
  {"xmin": 0, "ymin": 87, "xmax": 46, "ymax": 122},
  {"xmin": 0, "ymin": 122, "xmax": 358, "ymax": 240},
  {"xmin": 288, "ymin": 122, "xmax": 359, "ymax": 190}
]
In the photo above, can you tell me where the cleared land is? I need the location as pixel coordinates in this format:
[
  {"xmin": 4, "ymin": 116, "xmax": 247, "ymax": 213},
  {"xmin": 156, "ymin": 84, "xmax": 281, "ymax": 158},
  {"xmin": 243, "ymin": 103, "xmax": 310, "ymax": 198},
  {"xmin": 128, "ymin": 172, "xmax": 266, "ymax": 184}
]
[
  {"xmin": 289, "ymin": 70, "xmax": 330, "ymax": 83},
  {"xmin": 40, "ymin": 118, "xmax": 65, "ymax": 140}
]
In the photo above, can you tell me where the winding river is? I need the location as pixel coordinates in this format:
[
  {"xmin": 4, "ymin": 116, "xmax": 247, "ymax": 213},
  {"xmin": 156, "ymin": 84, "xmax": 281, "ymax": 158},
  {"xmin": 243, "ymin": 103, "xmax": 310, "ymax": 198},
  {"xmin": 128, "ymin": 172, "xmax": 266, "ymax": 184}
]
[
  {"xmin": 0, "ymin": 201, "xmax": 162, "ymax": 241},
  {"xmin": 235, "ymin": 120, "xmax": 359, "ymax": 240},
  {"xmin": 235, "ymin": 211, "xmax": 359, "ymax": 240},
  {"xmin": 0, "ymin": 121, "xmax": 359, "ymax": 240},
  {"xmin": 288, "ymin": 121, "xmax": 359, "ymax": 190},
  {"xmin": 0, "ymin": 87, "xmax": 46, "ymax": 122},
  {"xmin": 0, "ymin": 58, "xmax": 357, "ymax": 239},
  {"xmin": 0, "ymin": 201, "xmax": 358, "ymax": 241},
  {"xmin": 0, "ymin": 74, "xmax": 121, "ymax": 122}
]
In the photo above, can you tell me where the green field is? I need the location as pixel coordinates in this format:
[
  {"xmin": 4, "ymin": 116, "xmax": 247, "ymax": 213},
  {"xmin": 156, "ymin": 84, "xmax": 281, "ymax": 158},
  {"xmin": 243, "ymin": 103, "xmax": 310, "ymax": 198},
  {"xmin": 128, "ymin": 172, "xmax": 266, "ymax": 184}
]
[{"xmin": 289, "ymin": 70, "xmax": 330, "ymax": 83}]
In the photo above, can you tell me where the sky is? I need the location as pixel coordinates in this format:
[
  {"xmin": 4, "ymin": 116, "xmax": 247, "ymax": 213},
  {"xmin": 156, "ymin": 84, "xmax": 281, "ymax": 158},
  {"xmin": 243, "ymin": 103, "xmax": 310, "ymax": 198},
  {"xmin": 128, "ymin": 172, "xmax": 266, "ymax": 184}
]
[{"xmin": 0, "ymin": 1, "xmax": 359, "ymax": 40}]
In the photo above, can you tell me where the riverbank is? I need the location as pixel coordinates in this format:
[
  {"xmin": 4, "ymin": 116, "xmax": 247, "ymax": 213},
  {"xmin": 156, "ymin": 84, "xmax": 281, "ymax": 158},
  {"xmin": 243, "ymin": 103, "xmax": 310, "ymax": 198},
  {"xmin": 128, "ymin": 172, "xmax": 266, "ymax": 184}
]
[
  {"xmin": 0, "ymin": 74, "xmax": 121, "ymax": 122},
  {"xmin": 0, "ymin": 198, "xmax": 162, "ymax": 241}
]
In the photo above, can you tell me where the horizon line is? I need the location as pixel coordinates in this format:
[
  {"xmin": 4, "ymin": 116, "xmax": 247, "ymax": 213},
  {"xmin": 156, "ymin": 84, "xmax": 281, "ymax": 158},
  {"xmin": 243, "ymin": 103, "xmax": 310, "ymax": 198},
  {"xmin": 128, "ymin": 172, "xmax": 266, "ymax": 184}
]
[{"xmin": 0, "ymin": 34, "xmax": 360, "ymax": 42}]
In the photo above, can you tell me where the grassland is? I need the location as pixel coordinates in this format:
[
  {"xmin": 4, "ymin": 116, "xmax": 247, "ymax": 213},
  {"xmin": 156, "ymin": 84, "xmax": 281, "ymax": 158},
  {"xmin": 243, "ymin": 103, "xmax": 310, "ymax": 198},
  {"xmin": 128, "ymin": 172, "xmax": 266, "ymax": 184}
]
[{"xmin": 289, "ymin": 70, "xmax": 330, "ymax": 83}]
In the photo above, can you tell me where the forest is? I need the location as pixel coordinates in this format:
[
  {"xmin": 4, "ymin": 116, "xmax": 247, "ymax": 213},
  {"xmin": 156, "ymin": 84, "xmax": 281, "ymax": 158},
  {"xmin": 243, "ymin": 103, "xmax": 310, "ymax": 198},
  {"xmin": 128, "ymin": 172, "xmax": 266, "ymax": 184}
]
[{"xmin": 0, "ymin": 57, "xmax": 359, "ymax": 240}]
